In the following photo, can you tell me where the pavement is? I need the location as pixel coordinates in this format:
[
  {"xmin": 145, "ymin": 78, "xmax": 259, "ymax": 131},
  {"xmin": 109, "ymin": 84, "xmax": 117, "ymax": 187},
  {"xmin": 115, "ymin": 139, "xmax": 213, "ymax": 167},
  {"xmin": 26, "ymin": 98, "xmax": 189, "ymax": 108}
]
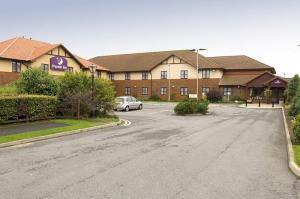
[
  {"xmin": 0, "ymin": 121, "xmax": 68, "ymax": 136},
  {"xmin": 0, "ymin": 103, "xmax": 299, "ymax": 199}
]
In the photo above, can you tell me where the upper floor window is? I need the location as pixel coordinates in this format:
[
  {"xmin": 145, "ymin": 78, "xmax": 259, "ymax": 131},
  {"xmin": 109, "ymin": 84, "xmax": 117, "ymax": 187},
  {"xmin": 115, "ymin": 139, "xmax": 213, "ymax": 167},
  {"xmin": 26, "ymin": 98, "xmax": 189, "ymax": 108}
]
[
  {"xmin": 142, "ymin": 87, "xmax": 148, "ymax": 95},
  {"xmin": 180, "ymin": 87, "xmax": 188, "ymax": 96},
  {"xmin": 142, "ymin": 72, "xmax": 148, "ymax": 80},
  {"xmin": 125, "ymin": 72, "xmax": 131, "ymax": 80},
  {"xmin": 180, "ymin": 70, "xmax": 188, "ymax": 79},
  {"xmin": 161, "ymin": 71, "xmax": 167, "ymax": 79},
  {"xmin": 108, "ymin": 73, "xmax": 114, "ymax": 80},
  {"xmin": 12, "ymin": 61, "xmax": 21, "ymax": 73},
  {"xmin": 41, "ymin": 64, "xmax": 49, "ymax": 73},
  {"xmin": 223, "ymin": 87, "xmax": 232, "ymax": 96},
  {"xmin": 67, "ymin": 67, "xmax": 73, "ymax": 73},
  {"xmin": 202, "ymin": 69, "xmax": 210, "ymax": 79},
  {"xmin": 96, "ymin": 71, "xmax": 101, "ymax": 78},
  {"xmin": 125, "ymin": 87, "xmax": 131, "ymax": 95}
]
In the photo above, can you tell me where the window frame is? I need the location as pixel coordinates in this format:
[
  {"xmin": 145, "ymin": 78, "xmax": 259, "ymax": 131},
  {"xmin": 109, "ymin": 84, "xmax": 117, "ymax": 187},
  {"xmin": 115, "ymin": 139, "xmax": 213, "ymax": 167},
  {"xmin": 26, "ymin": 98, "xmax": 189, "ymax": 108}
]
[
  {"xmin": 161, "ymin": 71, "xmax": 167, "ymax": 79},
  {"xmin": 180, "ymin": 87, "xmax": 188, "ymax": 96},
  {"xmin": 142, "ymin": 72, "xmax": 148, "ymax": 80},
  {"xmin": 12, "ymin": 61, "xmax": 21, "ymax": 73},
  {"xmin": 41, "ymin": 64, "xmax": 49, "ymax": 73},
  {"xmin": 180, "ymin": 70, "xmax": 188, "ymax": 79},
  {"xmin": 142, "ymin": 87, "xmax": 148, "ymax": 96},
  {"xmin": 125, "ymin": 87, "xmax": 131, "ymax": 95},
  {"xmin": 67, "ymin": 67, "xmax": 73, "ymax": 73},
  {"xmin": 96, "ymin": 70, "xmax": 101, "ymax": 78},
  {"xmin": 108, "ymin": 73, "xmax": 114, "ymax": 80},
  {"xmin": 223, "ymin": 87, "xmax": 232, "ymax": 96},
  {"xmin": 202, "ymin": 87, "xmax": 210, "ymax": 95},
  {"xmin": 202, "ymin": 69, "xmax": 210, "ymax": 79},
  {"xmin": 160, "ymin": 87, "xmax": 167, "ymax": 95},
  {"xmin": 125, "ymin": 72, "xmax": 131, "ymax": 80}
]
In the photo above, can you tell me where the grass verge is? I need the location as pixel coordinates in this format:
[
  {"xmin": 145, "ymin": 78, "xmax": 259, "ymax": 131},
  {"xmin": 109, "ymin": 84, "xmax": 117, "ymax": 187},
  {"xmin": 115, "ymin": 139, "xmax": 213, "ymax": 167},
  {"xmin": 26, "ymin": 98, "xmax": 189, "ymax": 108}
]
[
  {"xmin": 293, "ymin": 145, "xmax": 300, "ymax": 166},
  {"xmin": 0, "ymin": 117, "xmax": 119, "ymax": 144}
]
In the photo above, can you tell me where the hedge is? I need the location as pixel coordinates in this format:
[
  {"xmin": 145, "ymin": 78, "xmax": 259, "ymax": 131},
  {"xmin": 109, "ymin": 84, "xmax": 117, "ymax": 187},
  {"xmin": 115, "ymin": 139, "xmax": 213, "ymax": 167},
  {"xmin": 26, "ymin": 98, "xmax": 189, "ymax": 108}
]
[
  {"xmin": 0, "ymin": 95, "xmax": 57, "ymax": 123},
  {"xmin": 292, "ymin": 114, "xmax": 300, "ymax": 143},
  {"xmin": 174, "ymin": 100, "xmax": 209, "ymax": 115}
]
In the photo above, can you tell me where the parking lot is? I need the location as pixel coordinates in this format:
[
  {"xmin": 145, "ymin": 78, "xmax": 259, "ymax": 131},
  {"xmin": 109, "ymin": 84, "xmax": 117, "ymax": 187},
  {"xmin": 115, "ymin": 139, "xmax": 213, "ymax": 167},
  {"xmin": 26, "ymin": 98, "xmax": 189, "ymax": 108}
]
[{"xmin": 0, "ymin": 102, "xmax": 299, "ymax": 199}]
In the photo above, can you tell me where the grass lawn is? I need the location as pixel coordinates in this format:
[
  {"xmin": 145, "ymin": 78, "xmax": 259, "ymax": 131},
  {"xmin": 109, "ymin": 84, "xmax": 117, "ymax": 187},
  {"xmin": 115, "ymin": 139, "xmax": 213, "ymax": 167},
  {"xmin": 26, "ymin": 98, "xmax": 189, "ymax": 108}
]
[
  {"xmin": 293, "ymin": 145, "xmax": 300, "ymax": 166},
  {"xmin": 0, "ymin": 117, "xmax": 119, "ymax": 144}
]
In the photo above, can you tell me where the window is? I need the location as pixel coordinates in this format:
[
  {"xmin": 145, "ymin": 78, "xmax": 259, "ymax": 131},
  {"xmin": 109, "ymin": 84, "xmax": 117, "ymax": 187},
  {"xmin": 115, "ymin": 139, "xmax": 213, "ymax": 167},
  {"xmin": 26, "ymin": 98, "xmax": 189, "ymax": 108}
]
[
  {"xmin": 160, "ymin": 87, "xmax": 167, "ymax": 95},
  {"xmin": 41, "ymin": 64, "xmax": 49, "ymax": 73},
  {"xmin": 125, "ymin": 72, "xmax": 131, "ymax": 80},
  {"xmin": 202, "ymin": 69, "xmax": 210, "ymax": 78},
  {"xmin": 180, "ymin": 87, "xmax": 188, "ymax": 96},
  {"xmin": 202, "ymin": 87, "xmax": 210, "ymax": 94},
  {"xmin": 96, "ymin": 71, "xmax": 101, "ymax": 78},
  {"xmin": 142, "ymin": 72, "xmax": 148, "ymax": 80},
  {"xmin": 125, "ymin": 87, "xmax": 131, "ymax": 95},
  {"xmin": 180, "ymin": 70, "xmax": 188, "ymax": 79},
  {"xmin": 108, "ymin": 73, "xmax": 114, "ymax": 80},
  {"xmin": 161, "ymin": 71, "xmax": 167, "ymax": 79},
  {"xmin": 12, "ymin": 61, "xmax": 21, "ymax": 72},
  {"xmin": 142, "ymin": 87, "xmax": 148, "ymax": 95},
  {"xmin": 250, "ymin": 87, "xmax": 264, "ymax": 97},
  {"xmin": 223, "ymin": 87, "xmax": 232, "ymax": 96},
  {"xmin": 67, "ymin": 67, "xmax": 73, "ymax": 73}
]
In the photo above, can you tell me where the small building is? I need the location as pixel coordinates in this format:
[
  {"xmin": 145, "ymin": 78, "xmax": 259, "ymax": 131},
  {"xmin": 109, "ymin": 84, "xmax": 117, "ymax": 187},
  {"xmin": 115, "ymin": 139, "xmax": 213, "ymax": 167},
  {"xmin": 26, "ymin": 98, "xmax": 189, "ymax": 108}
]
[
  {"xmin": 0, "ymin": 37, "xmax": 109, "ymax": 85},
  {"xmin": 90, "ymin": 50, "xmax": 287, "ymax": 102}
]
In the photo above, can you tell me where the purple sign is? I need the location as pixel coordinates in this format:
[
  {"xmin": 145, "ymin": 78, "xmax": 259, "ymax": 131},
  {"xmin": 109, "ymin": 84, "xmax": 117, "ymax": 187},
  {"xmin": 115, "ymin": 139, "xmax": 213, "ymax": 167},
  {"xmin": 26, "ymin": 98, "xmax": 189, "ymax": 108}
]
[
  {"xmin": 269, "ymin": 78, "xmax": 286, "ymax": 88},
  {"xmin": 50, "ymin": 56, "xmax": 68, "ymax": 71}
]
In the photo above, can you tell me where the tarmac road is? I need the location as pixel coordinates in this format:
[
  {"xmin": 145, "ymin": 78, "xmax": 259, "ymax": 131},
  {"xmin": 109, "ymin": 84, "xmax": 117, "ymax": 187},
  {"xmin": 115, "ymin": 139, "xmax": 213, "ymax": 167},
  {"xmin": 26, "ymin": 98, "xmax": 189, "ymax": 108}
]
[{"xmin": 0, "ymin": 102, "xmax": 299, "ymax": 199}]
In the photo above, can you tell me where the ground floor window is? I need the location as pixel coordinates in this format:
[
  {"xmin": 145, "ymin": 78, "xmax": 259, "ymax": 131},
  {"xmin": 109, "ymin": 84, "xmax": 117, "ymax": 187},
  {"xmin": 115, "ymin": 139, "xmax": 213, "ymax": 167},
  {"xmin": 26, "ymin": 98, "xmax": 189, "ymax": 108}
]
[
  {"xmin": 160, "ymin": 87, "xmax": 167, "ymax": 95},
  {"xmin": 41, "ymin": 64, "xmax": 49, "ymax": 73},
  {"xmin": 249, "ymin": 87, "xmax": 264, "ymax": 97},
  {"xmin": 202, "ymin": 87, "xmax": 210, "ymax": 95},
  {"xmin": 180, "ymin": 87, "xmax": 188, "ymax": 96},
  {"xmin": 125, "ymin": 87, "xmax": 131, "ymax": 95},
  {"xmin": 223, "ymin": 87, "xmax": 232, "ymax": 96},
  {"xmin": 142, "ymin": 87, "xmax": 148, "ymax": 95},
  {"xmin": 12, "ymin": 61, "xmax": 21, "ymax": 72}
]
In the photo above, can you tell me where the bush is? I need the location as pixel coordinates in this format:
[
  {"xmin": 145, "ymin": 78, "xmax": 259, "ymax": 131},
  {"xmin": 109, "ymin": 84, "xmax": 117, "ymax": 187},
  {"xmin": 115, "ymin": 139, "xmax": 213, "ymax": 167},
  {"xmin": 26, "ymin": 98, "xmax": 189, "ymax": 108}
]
[
  {"xmin": 230, "ymin": 93, "xmax": 246, "ymax": 102},
  {"xmin": 289, "ymin": 86, "xmax": 300, "ymax": 117},
  {"xmin": 206, "ymin": 90, "xmax": 222, "ymax": 102},
  {"xmin": 0, "ymin": 95, "xmax": 57, "ymax": 123},
  {"xmin": 16, "ymin": 68, "xmax": 59, "ymax": 96},
  {"xmin": 287, "ymin": 74, "xmax": 300, "ymax": 103},
  {"xmin": 149, "ymin": 92, "xmax": 161, "ymax": 101},
  {"xmin": 0, "ymin": 84, "xmax": 18, "ymax": 96},
  {"xmin": 292, "ymin": 114, "xmax": 300, "ymax": 143},
  {"xmin": 94, "ymin": 79, "xmax": 116, "ymax": 115},
  {"xmin": 174, "ymin": 100, "xmax": 209, "ymax": 115}
]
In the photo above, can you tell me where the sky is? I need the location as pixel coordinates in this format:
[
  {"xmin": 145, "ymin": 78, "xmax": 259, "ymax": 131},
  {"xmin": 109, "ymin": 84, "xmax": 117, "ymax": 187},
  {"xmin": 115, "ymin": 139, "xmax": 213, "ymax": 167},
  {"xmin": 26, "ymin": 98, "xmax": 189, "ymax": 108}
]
[{"xmin": 0, "ymin": 0, "xmax": 299, "ymax": 77}]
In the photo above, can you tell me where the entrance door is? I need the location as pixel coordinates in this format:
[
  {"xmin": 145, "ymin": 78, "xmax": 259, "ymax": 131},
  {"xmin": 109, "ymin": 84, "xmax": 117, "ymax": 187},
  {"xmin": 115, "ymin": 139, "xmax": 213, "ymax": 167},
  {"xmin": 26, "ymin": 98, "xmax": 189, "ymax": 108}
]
[{"xmin": 271, "ymin": 88, "xmax": 284, "ymax": 103}]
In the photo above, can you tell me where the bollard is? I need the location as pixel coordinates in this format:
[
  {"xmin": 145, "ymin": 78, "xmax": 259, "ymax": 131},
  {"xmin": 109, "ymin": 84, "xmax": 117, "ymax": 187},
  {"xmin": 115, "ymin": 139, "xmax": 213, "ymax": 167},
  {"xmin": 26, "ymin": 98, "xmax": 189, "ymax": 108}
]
[
  {"xmin": 259, "ymin": 99, "xmax": 261, "ymax": 107},
  {"xmin": 272, "ymin": 101, "xmax": 274, "ymax": 108},
  {"xmin": 245, "ymin": 100, "xmax": 247, "ymax": 107}
]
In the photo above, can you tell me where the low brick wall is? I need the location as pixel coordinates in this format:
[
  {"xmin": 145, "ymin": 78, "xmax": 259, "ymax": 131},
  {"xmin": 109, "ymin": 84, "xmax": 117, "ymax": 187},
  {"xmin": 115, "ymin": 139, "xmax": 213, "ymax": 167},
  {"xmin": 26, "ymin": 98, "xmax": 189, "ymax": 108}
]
[{"xmin": 0, "ymin": 72, "xmax": 19, "ymax": 85}]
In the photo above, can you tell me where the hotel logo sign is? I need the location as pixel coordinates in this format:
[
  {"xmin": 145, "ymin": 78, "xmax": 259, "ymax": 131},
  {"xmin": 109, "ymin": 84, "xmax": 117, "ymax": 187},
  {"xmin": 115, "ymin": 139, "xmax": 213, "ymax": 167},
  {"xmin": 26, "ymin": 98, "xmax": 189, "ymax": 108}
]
[{"xmin": 50, "ymin": 56, "xmax": 68, "ymax": 71}]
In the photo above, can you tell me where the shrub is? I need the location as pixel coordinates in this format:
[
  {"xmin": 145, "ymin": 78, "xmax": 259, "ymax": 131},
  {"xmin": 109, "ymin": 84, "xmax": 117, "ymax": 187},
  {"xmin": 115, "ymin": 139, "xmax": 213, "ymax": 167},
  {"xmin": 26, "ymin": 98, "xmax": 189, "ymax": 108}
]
[
  {"xmin": 94, "ymin": 79, "xmax": 116, "ymax": 115},
  {"xmin": 16, "ymin": 68, "xmax": 59, "ymax": 96},
  {"xmin": 289, "ymin": 86, "xmax": 300, "ymax": 117},
  {"xmin": 230, "ymin": 93, "xmax": 246, "ymax": 102},
  {"xmin": 292, "ymin": 114, "xmax": 300, "ymax": 143},
  {"xmin": 149, "ymin": 92, "xmax": 161, "ymax": 101},
  {"xmin": 287, "ymin": 74, "xmax": 300, "ymax": 103},
  {"xmin": 206, "ymin": 90, "xmax": 222, "ymax": 102},
  {"xmin": 0, "ymin": 95, "xmax": 57, "ymax": 123},
  {"xmin": 0, "ymin": 84, "xmax": 18, "ymax": 96},
  {"xmin": 174, "ymin": 99, "xmax": 209, "ymax": 115}
]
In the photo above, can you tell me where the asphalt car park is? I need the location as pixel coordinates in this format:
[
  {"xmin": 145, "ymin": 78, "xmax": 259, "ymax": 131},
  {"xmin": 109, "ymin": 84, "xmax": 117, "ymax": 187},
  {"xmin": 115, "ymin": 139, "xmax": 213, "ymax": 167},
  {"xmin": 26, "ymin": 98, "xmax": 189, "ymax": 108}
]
[{"xmin": 0, "ymin": 102, "xmax": 299, "ymax": 199}]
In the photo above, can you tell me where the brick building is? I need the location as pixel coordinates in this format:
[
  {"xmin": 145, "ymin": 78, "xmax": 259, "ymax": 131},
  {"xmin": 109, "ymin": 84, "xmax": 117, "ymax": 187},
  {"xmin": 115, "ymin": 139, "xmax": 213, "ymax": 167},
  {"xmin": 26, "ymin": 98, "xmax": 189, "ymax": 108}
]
[{"xmin": 90, "ymin": 50, "xmax": 287, "ymax": 102}]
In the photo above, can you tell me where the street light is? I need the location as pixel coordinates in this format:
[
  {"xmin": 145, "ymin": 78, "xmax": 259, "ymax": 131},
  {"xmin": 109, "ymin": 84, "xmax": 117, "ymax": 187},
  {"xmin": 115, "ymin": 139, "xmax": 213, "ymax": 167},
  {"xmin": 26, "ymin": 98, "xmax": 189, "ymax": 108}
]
[
  {"xmin": 191, "ymin": 48, "xmax": 206, "ymax": 100},
  {"xmin": 89, "ymin": 64, "xmax": 97, "ymax": 117}
]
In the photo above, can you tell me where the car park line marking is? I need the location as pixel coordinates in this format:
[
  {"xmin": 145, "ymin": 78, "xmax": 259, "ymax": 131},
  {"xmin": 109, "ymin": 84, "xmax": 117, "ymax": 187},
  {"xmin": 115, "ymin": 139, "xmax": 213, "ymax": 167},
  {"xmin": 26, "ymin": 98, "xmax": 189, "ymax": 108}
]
[{"xmin": 121, "ymin": 119, "xmax": 131, "ymax": 126}]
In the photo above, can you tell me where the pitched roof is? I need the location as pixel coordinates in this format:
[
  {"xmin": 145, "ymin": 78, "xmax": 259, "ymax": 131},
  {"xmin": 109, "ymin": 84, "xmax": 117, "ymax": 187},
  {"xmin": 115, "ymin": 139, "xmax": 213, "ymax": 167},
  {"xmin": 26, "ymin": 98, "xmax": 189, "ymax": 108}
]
[
  {"xmin": 208, "ymin": 55, "xmax": 276, "ymax": 73},
  {"xmin": 0, "ymin": 37, "xmax": 58, "ymax": 61},
  {"xmin": 75, "ymin": 55, "xmax": 109, "ymax": 71},
  {"xmin": 219, "ymin": 74, "xmax": 259, "ymax": 86},
  {"xmin": 89, "ymin": 50, "xmax": 221, "ymax": 72}
]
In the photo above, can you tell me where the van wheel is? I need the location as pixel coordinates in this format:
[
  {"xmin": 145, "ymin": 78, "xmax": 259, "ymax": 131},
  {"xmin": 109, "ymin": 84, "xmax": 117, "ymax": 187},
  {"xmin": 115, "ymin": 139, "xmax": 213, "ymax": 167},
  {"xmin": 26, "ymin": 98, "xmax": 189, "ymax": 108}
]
[
  {"xmin": 125, "ymin": 106, "xmax": 130, "ymax": 112},
  {"xmin": 139, "ymin": 104, "xmax": 143, "ymax": 110}
]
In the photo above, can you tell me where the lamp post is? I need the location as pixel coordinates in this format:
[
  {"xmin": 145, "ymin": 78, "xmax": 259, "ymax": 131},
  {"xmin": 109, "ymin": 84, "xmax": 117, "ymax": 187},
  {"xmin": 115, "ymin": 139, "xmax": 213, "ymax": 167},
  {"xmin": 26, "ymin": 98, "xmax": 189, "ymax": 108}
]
[
  {"xmin": 89, "ymin": 64, "xmax": 97, "ymax": 117},
  {"xmin": 191, "ymin": 48, "xmax": 206, "ymax": 100}
]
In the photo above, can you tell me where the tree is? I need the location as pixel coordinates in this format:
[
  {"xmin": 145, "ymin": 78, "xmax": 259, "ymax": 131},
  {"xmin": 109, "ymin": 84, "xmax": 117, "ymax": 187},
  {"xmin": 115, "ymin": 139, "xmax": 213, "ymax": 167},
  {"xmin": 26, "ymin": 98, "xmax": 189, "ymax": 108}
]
[
  {"xmin": 289, "ymin": 85, "xmax": 300, "ymax": 117},
  {"xmin": 16, "ymin": 68, "xmax": 59, "ymax": 96},
  {"xmin": 94, "ymin": 79, "xmax": 116, "ymax": 115},
  {"xmin": 287, "ymin": 74, "xmax": 300, "ymax": 103}
]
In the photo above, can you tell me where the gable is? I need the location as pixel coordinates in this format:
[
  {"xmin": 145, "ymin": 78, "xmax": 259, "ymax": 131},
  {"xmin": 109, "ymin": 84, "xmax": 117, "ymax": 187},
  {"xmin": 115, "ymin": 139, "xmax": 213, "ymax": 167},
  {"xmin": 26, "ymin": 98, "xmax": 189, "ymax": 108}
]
[{"xmin": 246, "ymin": 72, "xmax": 275, "ymax": 87}]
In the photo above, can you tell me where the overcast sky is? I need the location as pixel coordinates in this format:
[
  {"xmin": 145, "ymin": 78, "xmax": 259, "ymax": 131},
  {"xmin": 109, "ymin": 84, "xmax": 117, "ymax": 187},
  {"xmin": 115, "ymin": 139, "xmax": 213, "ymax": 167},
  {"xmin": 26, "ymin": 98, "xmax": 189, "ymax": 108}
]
[{"xmin": 0, "ymin": 0, "xmax": 299, "ymax": 77}]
